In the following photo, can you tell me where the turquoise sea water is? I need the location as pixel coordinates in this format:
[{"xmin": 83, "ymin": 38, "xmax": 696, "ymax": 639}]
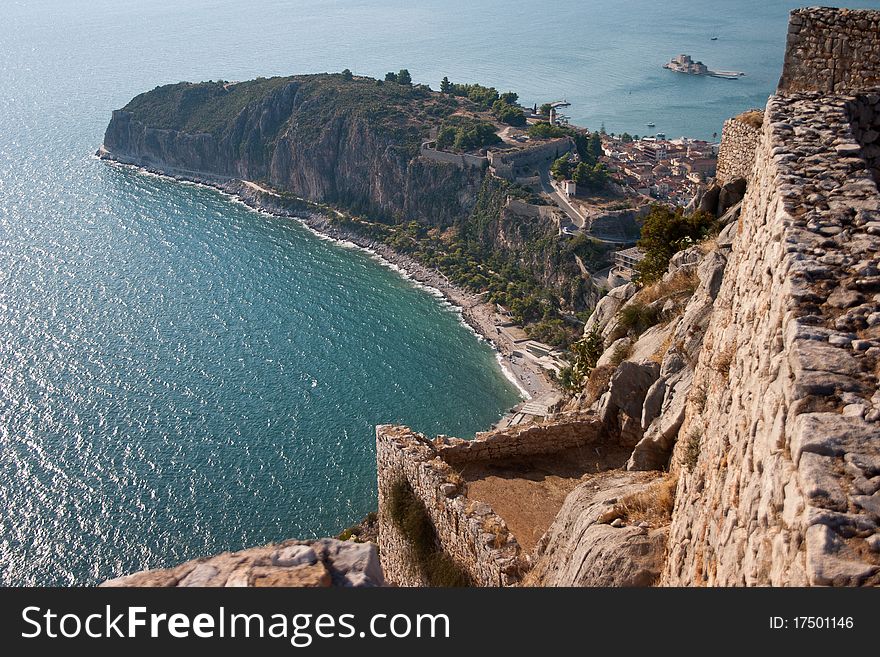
[{"xmin": 1, "ymin": 0, "xmax": 876, "ymax": 586}]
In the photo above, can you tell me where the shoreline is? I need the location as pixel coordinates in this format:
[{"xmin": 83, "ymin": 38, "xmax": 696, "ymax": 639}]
[{"xmin": 97, "ymin": 152, "xmax": 561, "ymax": 418}]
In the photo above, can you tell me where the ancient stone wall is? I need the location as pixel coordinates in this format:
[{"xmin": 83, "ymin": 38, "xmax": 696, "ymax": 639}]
[
  {"xmin": 715, "ymin": 115, "xmax": 762, "ymax": 185},
  {"xmin": 663, "ymin": 90, "xmax": 880, "ymax": 586},
  {"xmin": 848, "ymin": 93, "xmax": 880, "ymax": 185},
  {"xmin": 488, "ymin": 137, "xmax": 574, "ymax": 179},
  {"xmin": 419, "ymin": 142, "xmax": 489, "ymax": 169},
  {"xmin": 376, "ymin": 417, "xmax": 606, "ymax": 586},
  {"xmin": 778, "ymin": 7, "xmax": 880, "ymax": 94}
]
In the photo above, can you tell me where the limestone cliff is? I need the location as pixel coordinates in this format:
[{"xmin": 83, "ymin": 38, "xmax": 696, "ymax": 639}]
[{"xmin": 101, "ymin": 74, "xmax": 483, "ymax": 227}]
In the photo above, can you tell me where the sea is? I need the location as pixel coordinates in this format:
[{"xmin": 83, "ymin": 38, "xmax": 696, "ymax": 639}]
[{"xmin": 1, "ymin": 0, "xmax": 876, "ymax": 586}]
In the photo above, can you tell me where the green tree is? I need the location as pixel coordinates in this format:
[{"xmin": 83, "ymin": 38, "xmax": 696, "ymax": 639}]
[
  {"xmin": 500, "ymin": 91, "xmax": 518, "ymax": 105},
  {"xmin": 539, "ymin": 103, "xmax": 553, "ymax": 116},
  {"xmin": 550, "ymin": 154, "xmax": 574, "ymax": 180},
  {"xmin": 397, "ymin": 69, "xmax": 412, "ymax": 85},
  {"xmin": 588, "ymin": 132, "xmax": 603, "ymax": 159},
  {"xmin": 636, "ymin": 205, "xmax": 718, "ymax": 284},
  {"xmin": 341, "ymin": 68, "xmax": 353, "ymax": 80},
  {"xmin": 440, "ymin": 76, "xmax": 452, "ymax": 93},
  {"xmin": 492, "ymin": 99, "xmax": 525, "ymax": 126},
  {"xmin": 621, "ymin": 132, "xmax": 633, "ymax": 143},
  {"xmin": 385, "ymin": 71, "xmax": 398, "ymax": 83},
  {"xmin": 529, "ymin": 121, "xmax": 567, "ymax": 139},
  {"xmin": 573, "ymin": 162, "xmax": 609, "ymax": 191}
]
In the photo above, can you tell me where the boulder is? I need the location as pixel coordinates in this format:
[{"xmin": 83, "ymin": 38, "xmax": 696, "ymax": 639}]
[
  {"xmin": 527, "ymin": 472, "xmax": 668, "ymax": 586},
  {"xmin": 607, "ymin": 360, "xmax": 661, "ymax": 421},
  {"xmin": 586, "ymin": 283, "xmax": 638, "ymax": 336},
  {"xmin": 596, "ymin": 337, "xmax": 632, "ymax": 368}
]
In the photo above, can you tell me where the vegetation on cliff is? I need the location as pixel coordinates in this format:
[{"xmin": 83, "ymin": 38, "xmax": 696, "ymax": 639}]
[
  {"xmin": 635, "ymin": 206, "xmax": 718, "ymax": 284},
  {"xmin": 337, "ymin": 175, "xmax": 610, "ymax": 348}
]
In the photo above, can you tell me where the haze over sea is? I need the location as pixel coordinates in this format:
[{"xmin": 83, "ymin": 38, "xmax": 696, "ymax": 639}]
[{"xmin": 1, "ymin": 0, "xmax": 875, "ymax": 586}]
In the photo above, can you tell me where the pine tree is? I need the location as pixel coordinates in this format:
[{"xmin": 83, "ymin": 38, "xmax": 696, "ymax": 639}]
[{"xmin": 440, "ymin": 76, "xmax": 452, "ymax": 93}]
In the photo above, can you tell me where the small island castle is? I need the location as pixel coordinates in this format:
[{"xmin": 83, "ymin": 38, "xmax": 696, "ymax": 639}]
[{"xmin": 664, "ymin": 53, "xmax": 744, "ymax": 79}]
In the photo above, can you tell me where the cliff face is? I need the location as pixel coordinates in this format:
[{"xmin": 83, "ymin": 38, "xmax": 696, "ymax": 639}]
[{"xmin": 102, "ymin": 75, "xmax": 482, "ymax": 226}]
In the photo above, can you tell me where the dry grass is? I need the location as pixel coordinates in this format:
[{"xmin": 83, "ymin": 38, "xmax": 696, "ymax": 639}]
[
  {"xmin": 583, "ymin": 364, "xmax": 616, "ymax": 407},
  {"xmin": 606, "ymin": 475, "xmax": 679, "ymax": 526},
  {"xmin": 637, "ymin": 270, "xmax": 699, "ymax": 306},
  {"xmin": 735, "ymin": 109, "xmax": 764, "ymax": 130},
  {"xmin": 713, "ymin": 340, "xmax": 737, "ymax": 375}
]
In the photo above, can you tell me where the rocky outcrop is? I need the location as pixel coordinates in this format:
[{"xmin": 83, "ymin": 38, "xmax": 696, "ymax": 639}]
[
  {"xmin": 101, "ymin": 538, "xmax": 384, "ymax": 587},
  {"xmin": 528, "ymin": 472, "xmax": 668, "ymax": 586},
  {"xmin": 101, "ymin": 75, "xmax": 483, "ymax": 227}
]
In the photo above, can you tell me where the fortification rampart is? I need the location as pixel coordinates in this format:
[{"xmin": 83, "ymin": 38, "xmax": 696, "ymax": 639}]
[
  {"xmin": 779, "ymin": 7, "xmax": 880, "ymax": 93},
  {"xmin": 419, "ymin": 141, "xmax": 489, "ymax": 169},
  {"xmin": 715, "ymin": 114, "xmax": 763, "ymax": 185},
  {"xmin": 663, "ymin": 87, "xmax": 880, "ymax": 586},
  {"xmin": 376, "ymin": 417, "xmax": 606, "ymax": 586},
  {"xmin": 488, "ymin": 137, "xmax": 574, "ymax": 179}
]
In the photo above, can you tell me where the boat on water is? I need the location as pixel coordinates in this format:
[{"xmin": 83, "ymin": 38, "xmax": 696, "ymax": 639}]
[
  {"xmin": 711, "ymin": 36, "xmax": 719, "ymax": 40},
  {"xmin": 646, "ymin": 122, "xmax": 656, "ymax": 127}
]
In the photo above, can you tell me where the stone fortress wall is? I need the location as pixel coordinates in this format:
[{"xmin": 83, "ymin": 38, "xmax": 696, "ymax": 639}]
[
  {"xmin": 778, "ymin": 6, "xmax": 880, "ymax": 93},
  {"xmin": 663, "ymin": 7, "xmax": 880, "ymax": 586},
  {"xmin": 715, "ymin": 113, "xmax": 763, "ymax": 185},
  {"xmin": 376, "ymin": 418, "xmax": 606, "ymax": 586},
  {"xmin": 419, "ymin": 141, "xmax": 489, "ymax": 169},
  {"xmin": 488, "ymin": 137, "xmax": 574, "ymax": 180}
]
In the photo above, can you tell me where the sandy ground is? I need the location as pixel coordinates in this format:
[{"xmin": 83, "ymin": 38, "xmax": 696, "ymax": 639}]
[{"xmin": 460, "ymin": 445, "xmax": 631, "ymax": 552}]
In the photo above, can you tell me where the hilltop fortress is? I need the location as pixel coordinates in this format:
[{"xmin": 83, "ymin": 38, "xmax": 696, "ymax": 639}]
[{"xmin": 102, "ymin": 7, "xmax": 879, "ymax": 587}]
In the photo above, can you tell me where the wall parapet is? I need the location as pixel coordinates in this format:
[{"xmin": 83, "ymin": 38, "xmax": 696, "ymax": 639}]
[{"xmin": 778, "ymin": 7, "xmax": 880, "ymax": 93}]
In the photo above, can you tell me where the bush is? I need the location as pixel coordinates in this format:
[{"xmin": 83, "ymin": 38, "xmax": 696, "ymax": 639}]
[
  {"xmin": 435, "ymin": 116, "xmax": 500, "ymax": 153},
  {"xmin": 528, "ymin": 121, "xmax": 569, "ymax": 140},
  {"xmin": 683, "ymin": 427, "xmax": 703, "ymax": 472},
  {"xmin": 492, "ymin": 99, "xmax": 525, "ymax": 126},
  {"xmin": 618, "ymin": 301, "xmax": 662, "ymax": 336},
  {"xmin": 635, "ymin": 205, "xmax": 718, "ymax": 285}
]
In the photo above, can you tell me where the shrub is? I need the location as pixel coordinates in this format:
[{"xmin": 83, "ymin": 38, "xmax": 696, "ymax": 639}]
[
  {"xmin": 563, "ymin": 325, "xmax": 604, "ymax": 390},
  {"xmin": 635, "ymin": 205, "xmax": 718, "ymax": 285},
  {"xmin": 683, "ymin": 427, "xmax": 703, "ymax": 471},
  {"xmin": 614, "ymin": 475, "xmax": 679, "ymax": 524},
  {"xmin": 618, "ymin": 301, "xmax": 662, "ymax": 336}
]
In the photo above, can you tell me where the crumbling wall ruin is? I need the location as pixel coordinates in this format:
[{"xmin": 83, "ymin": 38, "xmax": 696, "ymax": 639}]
[{"xmin": 376, "ymin": 418, "xmax": 606, "ymax": 586}]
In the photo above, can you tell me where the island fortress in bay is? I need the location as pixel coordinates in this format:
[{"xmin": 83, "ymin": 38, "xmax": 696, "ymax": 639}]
[
  {"xmin": 664, "ymin": 54, "xmax": 745, "ymax": 80},
  {"xmin": 100, "ymin": 6, "xmax": 879, "ymax": 588}
]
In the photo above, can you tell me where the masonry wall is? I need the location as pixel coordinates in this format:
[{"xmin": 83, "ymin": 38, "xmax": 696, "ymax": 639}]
[
  {"xmin": 778, "ymin": 7, "xmax": 880, "ymax": 93},
  {"xmin": 715, "ymin": 116, "xmax": 762, "ymax": 185},
  {"xmin": 419, "ymin": 142, "xmax": 488, "ymax": 169},
  {"xmin": 663, "ymin": 90, "xmax": 880, "ymax": 586},
  {"xmin": 488, "ymin": 137, "xmax": 574, "ymax": 179},
  {"xmin": 376, "ymin": 417, "xmax": 605, "ymax": 586},
  {"xmin": 848, "ymin": 93, "xmax": 880, "ymax": 184}
]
